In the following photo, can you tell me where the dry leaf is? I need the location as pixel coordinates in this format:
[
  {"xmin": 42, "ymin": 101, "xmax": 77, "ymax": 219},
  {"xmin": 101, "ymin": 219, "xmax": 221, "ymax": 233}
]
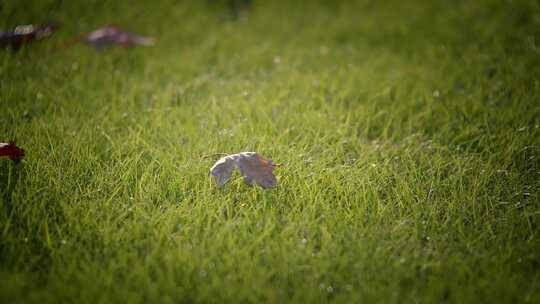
[
  {"xmin": 83, "ymin": 25, "xmax": 154, "ymax": 48},
  {"xmin": 0, "ymin": 142, "xmax": 25, "ymax": 161},
  {"xmin": 210, "ymin": 152, "xmax": 279, "ymax": 189}
]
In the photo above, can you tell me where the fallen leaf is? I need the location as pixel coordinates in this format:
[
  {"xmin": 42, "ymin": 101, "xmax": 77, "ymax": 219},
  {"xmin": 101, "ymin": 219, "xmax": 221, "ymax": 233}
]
[
  {"xmin": 210, "ymin": 152, "xmax": 279, "ymax": 189},
  {"xmin": 83, "ymin": 25, "xmax": 154, "ymax": 48},
  {"xmin": 0, "ymin": 142, "xmax": 25, "ymax": 161},
  {"xmin": 0, "ymin": 24, "xmax": 57, "ymax": 50}
]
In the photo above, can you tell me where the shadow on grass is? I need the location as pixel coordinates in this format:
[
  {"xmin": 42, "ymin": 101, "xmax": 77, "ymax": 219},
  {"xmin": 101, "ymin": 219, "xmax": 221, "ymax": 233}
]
[{"xmin": 0, "ymin": 160, "xmax": 25, "ymax": 216}]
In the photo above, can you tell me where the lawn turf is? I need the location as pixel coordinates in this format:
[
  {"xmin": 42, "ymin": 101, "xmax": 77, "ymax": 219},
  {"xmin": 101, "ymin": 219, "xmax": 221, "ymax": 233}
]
[{"xmin": 1, "ymin": 0, "xmax": 540, "ymax": 303}]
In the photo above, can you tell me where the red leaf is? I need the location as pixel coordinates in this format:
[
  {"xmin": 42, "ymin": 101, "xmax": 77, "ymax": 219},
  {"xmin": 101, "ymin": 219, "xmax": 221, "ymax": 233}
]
[{"xmin": 0, "ymin": 142, "xmax": 25, "ymax": 161}]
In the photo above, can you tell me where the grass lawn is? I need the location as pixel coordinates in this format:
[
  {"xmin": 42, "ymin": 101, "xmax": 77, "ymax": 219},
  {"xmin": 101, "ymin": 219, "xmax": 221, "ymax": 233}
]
[{"xmin": 1, "ymin": 0, "xmax": 540, "ymax": 303}]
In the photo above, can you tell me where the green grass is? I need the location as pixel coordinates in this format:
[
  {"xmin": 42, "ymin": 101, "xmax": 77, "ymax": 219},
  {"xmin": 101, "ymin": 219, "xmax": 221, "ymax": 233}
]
[{"xmin": 1, "ymin": 0, "xmax": 540, "ymax": 303}]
